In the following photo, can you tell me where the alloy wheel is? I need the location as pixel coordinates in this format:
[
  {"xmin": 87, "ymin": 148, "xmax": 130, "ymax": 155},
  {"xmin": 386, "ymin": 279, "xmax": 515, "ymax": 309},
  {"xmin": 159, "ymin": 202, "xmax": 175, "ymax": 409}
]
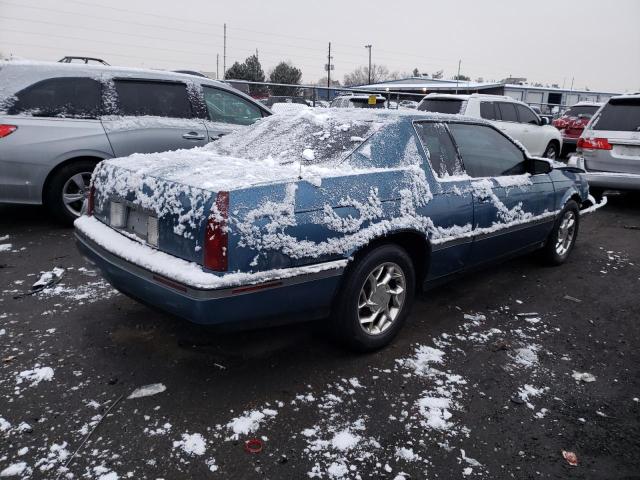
[
  {"xmin": 357, "ymin": 262, "xmax": 406, "ymax": 335},
  {"xmin": 555, "ymin": 210, "xmax": 576, "ymax": 256},
  {"xmin": 62, "ymin": 172, "xmax": 92, "ymax": 217}
]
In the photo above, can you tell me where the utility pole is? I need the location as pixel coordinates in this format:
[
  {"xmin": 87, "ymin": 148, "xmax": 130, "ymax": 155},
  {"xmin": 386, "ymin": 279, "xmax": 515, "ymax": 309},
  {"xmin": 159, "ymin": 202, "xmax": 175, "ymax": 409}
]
[
  {"xmin": 327, "ymin": 42, "xmax": 332, "ymax": 90},
  {"xmin": 216, "ymin": 54, "xmax": 219, "ymax": 80},
  {"xmin": 455, "ymin": 59, "xmax": 461, "ymax": 94},
  {"xmin": 365, "ymin": 44, "xmax": 372, "ymax": 84},
  {"xmin": 223, "ymin": 23, "xmax": 227, "ymax": 79}
]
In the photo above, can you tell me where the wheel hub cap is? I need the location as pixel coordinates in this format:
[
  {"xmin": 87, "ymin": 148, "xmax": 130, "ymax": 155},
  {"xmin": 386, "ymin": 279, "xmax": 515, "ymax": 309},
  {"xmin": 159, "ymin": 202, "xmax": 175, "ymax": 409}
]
[
  {"xmin": 555, "ymin": 210, "xmax": 576, "ymax": 256},
  {"xmin": 62, "ymin": 172, "xmax": 93, "ymax": 217},
  {"xmin": 357, "ymin": 262, "xmax": 406, "ymax": 336}
]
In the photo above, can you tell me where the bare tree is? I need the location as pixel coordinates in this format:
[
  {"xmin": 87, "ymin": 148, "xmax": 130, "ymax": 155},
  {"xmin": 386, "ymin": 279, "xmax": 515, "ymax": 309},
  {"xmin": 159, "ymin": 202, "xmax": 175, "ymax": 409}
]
[{"xmin": 343, "ymin": 64, "xmax": 391, "ymax": 86}]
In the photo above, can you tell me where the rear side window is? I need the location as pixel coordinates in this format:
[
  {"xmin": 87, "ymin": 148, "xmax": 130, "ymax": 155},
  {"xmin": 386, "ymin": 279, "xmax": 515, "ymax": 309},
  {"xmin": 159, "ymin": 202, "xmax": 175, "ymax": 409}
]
[
  {"xmin": 414, "ymin": 122, "xmax": 464, "ymax": 178},
  {"xmin": 202, "ymin": 86, "xmax": 263, "ymax": 125},
  {"xmin": 448, "ymin": 123, "xmax": 526, "ymax": 177},
  {"xmin": 497, "ymin": 102, "xmax": 518, "ymax": 122},
  {"xmin": 516, "ymin": 104, "xmax": 539, "ymax": 124},
  {"xmin": 480, "ymin": 102, "xmax": 497, "ymax": 120},
  {"xmin": 418, "ymin": 99, "xmax": 464, "ymax": 114},
  {"xmin": 114, "ymin": 80, "xmax": 192, "ymax": 118},
  {"xmin": 592, "ymin": 98, "xmax": 640, "ymax": 131},
  {"xmin": 8, "ymin": 77, "xmax": 101, "ymax": 118}
]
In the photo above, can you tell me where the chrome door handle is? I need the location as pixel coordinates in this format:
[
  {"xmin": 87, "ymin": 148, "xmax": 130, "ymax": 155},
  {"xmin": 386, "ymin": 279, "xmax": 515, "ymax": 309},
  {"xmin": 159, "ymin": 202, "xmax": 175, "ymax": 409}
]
[{"xmin": 182, "ymin": 132, "xmax": 205, "ymax": 140}]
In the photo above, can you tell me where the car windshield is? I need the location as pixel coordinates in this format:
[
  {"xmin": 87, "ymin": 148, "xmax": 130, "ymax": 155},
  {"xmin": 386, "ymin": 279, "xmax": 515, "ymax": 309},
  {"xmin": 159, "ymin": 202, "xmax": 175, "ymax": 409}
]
[
  {"xmin": 592, "ymin": 98, "xmax": 640, "ymax": 131},
  {"xmin": 563, "ymin": 105, "xmax": 599, "ymax": 118},
  {"xmin": 417, "ymin": 98, "xmax": 464, "ymax": 114},
  {"xmin": 211, "ymin": 108, "xmax": 390, "ymax": 165}
]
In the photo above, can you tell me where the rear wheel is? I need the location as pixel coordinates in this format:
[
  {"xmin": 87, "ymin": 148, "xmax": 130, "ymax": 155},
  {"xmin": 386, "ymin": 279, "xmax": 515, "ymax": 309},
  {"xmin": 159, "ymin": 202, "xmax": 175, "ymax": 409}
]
[
  {"xmin": 331, "ymin": 244, "xmax": 415, "ymax": 352},
  {"xmin": 44, "ymin": 160, "xmax": 97, "ymax": 226},
  {"xmin": 540, "ymin": 200, "xmax": 580, "ymax": 265},
  {"xmin": 543, "ymin": 141, "xmax": 559, "ymax": 160}
]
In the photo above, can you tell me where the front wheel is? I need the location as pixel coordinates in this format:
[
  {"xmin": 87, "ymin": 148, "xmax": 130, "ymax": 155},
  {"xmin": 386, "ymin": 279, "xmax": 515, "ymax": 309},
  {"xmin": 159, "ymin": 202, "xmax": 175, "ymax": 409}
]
[
  {"xmin": 543, "ymin": 141, "xmax": 559, "ymax": 160},
  {"xmin": 540, "ymin": 200, "xmax": 580, "ymax": 265},
  {"xmin": 331, "ymin": 244, "xmax": 415, "ymax": 352}
]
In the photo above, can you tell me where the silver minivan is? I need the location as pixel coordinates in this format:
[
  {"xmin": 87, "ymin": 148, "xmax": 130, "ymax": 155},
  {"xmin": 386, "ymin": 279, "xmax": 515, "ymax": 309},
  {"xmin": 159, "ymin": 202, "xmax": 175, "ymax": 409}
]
[
  {"xmin": 568, "ymin": 94, "xmax": 640, "ymax": 198},
  {"xmin": 0, "ymin": 61, "xmax": 271, "ymax": 223}
]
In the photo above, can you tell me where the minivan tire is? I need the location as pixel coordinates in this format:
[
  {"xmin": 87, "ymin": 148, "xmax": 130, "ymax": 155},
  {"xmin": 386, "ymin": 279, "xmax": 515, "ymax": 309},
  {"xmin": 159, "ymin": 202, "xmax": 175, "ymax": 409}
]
[
  {"xmin": 331, "ymin": 244, "xmax": 415, "ymax": 352},
  {"xmin": 44, "ymin": 160, "xmax": 97, "ymax": 226},
  {"xmin": 540, "ymin": 200, "xmax": 580, "ymax": 266}
]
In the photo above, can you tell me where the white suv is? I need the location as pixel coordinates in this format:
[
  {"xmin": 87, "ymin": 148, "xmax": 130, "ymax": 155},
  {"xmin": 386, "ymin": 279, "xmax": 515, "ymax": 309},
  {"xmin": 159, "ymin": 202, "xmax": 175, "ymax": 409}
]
[{"xmin": 417, "ymin": 93, "xmax": 562, "ymax": 159}]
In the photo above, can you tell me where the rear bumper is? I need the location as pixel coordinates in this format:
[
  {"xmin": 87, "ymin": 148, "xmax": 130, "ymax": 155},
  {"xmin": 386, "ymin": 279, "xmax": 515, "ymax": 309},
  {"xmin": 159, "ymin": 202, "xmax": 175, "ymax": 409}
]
[
  {"xmin": 566, "ymin": 156, "xmax": 640, "ymax": 191},
  {"xmin": 74, "ymin": 221, "xmax": 345, "ymax": 326}
]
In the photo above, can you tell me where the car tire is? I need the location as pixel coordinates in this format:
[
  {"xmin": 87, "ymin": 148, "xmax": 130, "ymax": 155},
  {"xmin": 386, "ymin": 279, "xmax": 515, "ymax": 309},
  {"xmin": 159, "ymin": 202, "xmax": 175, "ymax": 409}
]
[
  {"xmin": 543, "ymin": 141, "xmax": 559, "ymax": 160},
  {"xmin": 331, "ymin": 244, "xmax": 416, "ymax": 352},
  {"xmin": 540, "ymin": 200, "xmax": 580, "ymax": 266},
  {"xmin": 44, "ymin": 160, "xmax": 97, "ymax": 226}
]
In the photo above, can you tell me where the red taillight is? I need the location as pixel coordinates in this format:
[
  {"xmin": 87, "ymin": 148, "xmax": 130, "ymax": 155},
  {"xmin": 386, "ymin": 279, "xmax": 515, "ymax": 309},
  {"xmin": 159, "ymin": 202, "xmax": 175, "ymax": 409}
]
[
  {"xmin": 204, "ymin": 191, "xmax": 229, "ymax": 271},
  {"xmin": 0, "ymin": 124, "xmax": 17, "ymax": 138},
  {"xmin": 577, "ymin": 137, "xmax": 612, "ymax": 151},
  {"xmin": 87, "ymin": 185, "xmax": 95, "ymax": 216}
]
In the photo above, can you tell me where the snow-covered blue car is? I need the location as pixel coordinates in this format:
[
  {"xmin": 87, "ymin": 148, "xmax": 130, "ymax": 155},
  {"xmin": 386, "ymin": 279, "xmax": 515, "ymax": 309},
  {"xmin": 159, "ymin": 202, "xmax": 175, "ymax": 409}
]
[{"xmin": 75, "ymin": 109, "xmax": 597, "ymax": 351}]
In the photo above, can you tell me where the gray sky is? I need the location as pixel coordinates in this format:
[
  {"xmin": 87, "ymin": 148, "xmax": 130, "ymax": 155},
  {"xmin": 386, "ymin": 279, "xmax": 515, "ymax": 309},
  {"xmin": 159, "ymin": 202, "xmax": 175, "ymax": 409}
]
[{"xmin": 1, "ymin": 0, "xmax": 638, "ymax": 92}]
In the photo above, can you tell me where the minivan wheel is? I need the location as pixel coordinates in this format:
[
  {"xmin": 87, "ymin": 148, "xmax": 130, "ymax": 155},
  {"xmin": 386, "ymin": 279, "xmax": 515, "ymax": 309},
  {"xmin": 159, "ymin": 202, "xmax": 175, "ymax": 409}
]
[
  {"xmin": 331, "ymin": 244, "xmax": 415, "ymax": 352},
  {"xmin": 543, "ymin": 142, "xmax": 559, "ymax": 160},
  {"xmin": 45, "ymin": 160, "xmax": 97, "ymax": 226},
  {"xmin": 540, "ymin": 200, "xmax": 580, "ymax": 265}
]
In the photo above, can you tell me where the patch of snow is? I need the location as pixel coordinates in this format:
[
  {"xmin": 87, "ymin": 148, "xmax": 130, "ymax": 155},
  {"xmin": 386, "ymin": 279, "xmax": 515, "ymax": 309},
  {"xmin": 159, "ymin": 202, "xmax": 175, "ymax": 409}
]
[
  {"xmin": 127, "ymin": 383, "xmax": 167, "ymax": 399},
  {"xmin": 173, "ymin": 433, "xmax": 206, "ymax": 456},
  {"xmin": 16, "ymin": 366, "xmax": 54, "ymax": 387},
  {"xmin": 227, "ymin": 409, "xmax": 278, "ymax": 439}
]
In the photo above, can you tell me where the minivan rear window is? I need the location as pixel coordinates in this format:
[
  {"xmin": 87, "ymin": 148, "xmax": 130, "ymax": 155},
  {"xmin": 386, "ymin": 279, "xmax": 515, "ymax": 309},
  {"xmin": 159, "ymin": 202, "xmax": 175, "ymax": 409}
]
[
  {"xmin": 592, "ymin": 98, "xmax": 640, "ymax": 132},
  {"xmin": 7, "ymin": 77, "xmax": 101, "ymax": 118},
  {"xmin": 418, "ymin": 99, "xmax": 464, "ymax": 114}
]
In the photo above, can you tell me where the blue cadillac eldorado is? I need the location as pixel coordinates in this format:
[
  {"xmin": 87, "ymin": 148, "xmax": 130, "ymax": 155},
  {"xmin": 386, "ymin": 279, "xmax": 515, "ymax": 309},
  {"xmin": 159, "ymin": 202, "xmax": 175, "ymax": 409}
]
[{"xmin": 74, "ymin": 109, "xmax": 599, "ymax": 351}]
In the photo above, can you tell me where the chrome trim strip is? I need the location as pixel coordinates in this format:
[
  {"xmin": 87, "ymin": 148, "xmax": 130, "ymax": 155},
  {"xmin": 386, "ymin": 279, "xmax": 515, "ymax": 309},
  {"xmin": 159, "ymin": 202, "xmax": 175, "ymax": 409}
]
[{"xmin": 75, "ymin": 231, "xmax": 345, "ymax": 300}]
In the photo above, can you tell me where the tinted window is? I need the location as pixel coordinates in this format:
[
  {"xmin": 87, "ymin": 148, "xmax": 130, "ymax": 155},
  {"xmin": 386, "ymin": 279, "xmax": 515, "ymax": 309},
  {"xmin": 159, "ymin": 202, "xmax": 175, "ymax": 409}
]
[
  {"xmin": 203, "ymin": 86, "xmax": 262, "ymax": 125},
  {"xmin": 448, "ymin": 123, "xmax": 526, "ymax": 177},
  {"xmin": 114, "ymin": 80, "xmax": 192, "ymax": 118},
  {"xmin": 418, "ymin": 99, "xmax": 464, "ymax": 114},
  {"xmin": 592, "ymin": 98, "xmax": 640, "ymax": 131},
  {"xmin": 497, "ymin": 102, "xmax": 518, "ymax": 122},
  {"xmin": 480, "ymin": 102, "xmax": 497, "ymax": 120},
  {"xmin": 8, "ymin": 77, "xmax": 101, "ymax": 118},
  {"xmin": 516, "ymin": 104, "xmax": 539, "ymax": 124},
  {"xmin": 414, "ymin": 122, "xmax": 464, "ymax": 178}
]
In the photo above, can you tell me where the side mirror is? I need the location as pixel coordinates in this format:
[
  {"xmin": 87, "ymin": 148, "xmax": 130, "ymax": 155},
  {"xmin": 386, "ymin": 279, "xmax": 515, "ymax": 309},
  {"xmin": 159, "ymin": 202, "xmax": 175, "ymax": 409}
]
[
  {"xmin": 531, "ymin": 158, "xmax": 553, "ymax": 174},
  {"xmin": 540, "ymin": 117, "xmax": 550, "ymax": 126}
]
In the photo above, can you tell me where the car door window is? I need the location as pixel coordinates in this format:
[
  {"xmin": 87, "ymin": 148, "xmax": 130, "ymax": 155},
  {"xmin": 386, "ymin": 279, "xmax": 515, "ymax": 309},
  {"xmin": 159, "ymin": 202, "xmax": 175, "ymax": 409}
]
[
  {"xmin": 516, "ymin": 104, "xmax": 539, "ymax": 125},
  {"xmin": 497, "ymin": 102, "xmax": 518, "ymax": 122},
  {"xmin": 202, "ymin": 86, "xmax": 263, "ymax": 125},
  {"xmin": 414, "ymin": 122, "xmax": 464, "ymax": 178},
  {"xmin": 7, "ymin": 77, "xmax": 101, "ymax": 118},
  {"xmin": 480, "ymin": 101, "xmax": 497, "ymax": 120},
  {"xmin": 114, "ymin": 80, "xmax": 193, "ymax": 118},
  {"xmin": 448, "ymin": 123, "xmax": 527, "ymax": 177}
]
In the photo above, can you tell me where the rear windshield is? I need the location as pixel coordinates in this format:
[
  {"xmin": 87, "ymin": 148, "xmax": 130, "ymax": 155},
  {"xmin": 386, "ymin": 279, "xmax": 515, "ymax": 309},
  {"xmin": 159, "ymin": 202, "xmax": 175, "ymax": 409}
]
[
  {"xmin": 563, "ymin": 105, "xmax": 599, "ymax": 118},
  {"xmin": 592, "ymin": 98, "xmax": 640, "ymax": 131},
  {"xmin": 212, "ymin": 109, "xmax": 388, "ymax": 165},
  {"xmin": 417, "ymin": 99, "xmax": 464, "ymax": 114}
]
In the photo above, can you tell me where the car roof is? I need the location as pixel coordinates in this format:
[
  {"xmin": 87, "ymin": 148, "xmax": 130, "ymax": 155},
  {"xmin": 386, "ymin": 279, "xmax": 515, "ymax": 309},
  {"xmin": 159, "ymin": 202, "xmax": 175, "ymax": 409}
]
[
  {"xmin": 0, "ymin": 59, "xmax": 269, "ymax": 112},
  {"xmin": 570, "ymin": 101, "xmax": 603, "ymax": 107}
]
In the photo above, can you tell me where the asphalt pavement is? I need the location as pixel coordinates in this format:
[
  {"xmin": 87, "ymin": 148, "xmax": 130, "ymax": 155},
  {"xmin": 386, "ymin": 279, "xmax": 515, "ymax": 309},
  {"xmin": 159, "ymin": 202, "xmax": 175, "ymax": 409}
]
[{"xmin": 1, "ymin": 194, "xmax": 639, "ymax": 479}]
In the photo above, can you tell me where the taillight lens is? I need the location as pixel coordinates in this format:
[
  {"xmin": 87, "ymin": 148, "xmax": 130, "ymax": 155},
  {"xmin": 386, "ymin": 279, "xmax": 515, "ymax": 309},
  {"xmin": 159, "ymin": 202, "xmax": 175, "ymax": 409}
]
[
  {"xmin": 204, "ymin": 191, "xmax": 229, "ymax": 271},
  {"xmin": 577, "ymin": 137, "xmax": 612, "ymax": 151},
  {"xmin": 0, "ymin": 124, "xmax": 17, "ymax": 138},
  {"xmin": 87, "ymin": 185, "xmax": 95, "ymax": 216}
]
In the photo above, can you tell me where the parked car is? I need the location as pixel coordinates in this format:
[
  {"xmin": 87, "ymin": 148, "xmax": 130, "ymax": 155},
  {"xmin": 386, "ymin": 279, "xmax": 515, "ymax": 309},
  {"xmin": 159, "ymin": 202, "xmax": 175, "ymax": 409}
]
[
  {"xmin": 330, "ymin": 94, "xmax": 386, "ymax": 108},
  {"xmin": 567, "ymin": 94, "xmax": 640, "ymax": 198},
  {"xmin": 399, "ymin": 100, "xmax": 419, "ymax": 109},
  {"xmin": 0, "ymin": 60, "xmax": 271, "ymax": 224},
  {"xmin": 75, "ymin": 109, "xmax": 591, "ymax": 351},
  {"xmin": 552, "ymin": 102, "xmax": 602, "ymax": 155},
  {"xmin": 417, "ymin": 93, "xmax": 562, "ymax": 159}
]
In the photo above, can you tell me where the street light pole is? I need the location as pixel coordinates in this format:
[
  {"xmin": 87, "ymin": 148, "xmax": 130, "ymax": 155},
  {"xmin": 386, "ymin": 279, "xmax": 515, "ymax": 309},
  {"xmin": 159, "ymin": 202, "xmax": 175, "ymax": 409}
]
[{"xmin": 365, "ymin": 44, "xmax": 372, "ymax": 84}]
